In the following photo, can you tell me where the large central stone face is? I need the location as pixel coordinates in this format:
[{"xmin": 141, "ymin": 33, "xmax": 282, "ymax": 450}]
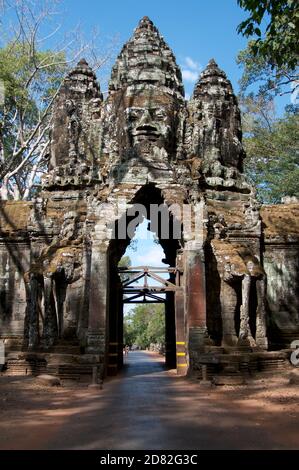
[
  {"xmin": 100, "ymin": 85, "xmax": 181, "ymax": 183},
  {"xmin": 124, "ymin": 89, "xmax": 175, "ymax": 150},
  {"xmin": 111, "ymin": 86, "xmax": 180, "ymax": 158}
]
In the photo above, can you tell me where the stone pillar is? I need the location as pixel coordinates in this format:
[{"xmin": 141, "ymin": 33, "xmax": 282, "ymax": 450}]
[
  {"xmin": 108, "ymin": 273, "xmax": 121, "ymax": 376},
  {"xmin": 43, "ymin": 276, "xmax": 58, "ymax": 347},
  {"xmin": 220, "ymin": 280, "xmax": 238, "ymax": 347},
  {"xmin": 185, "ymin": 241, "xmax": 208, "ymax": 368},
  {"xmin": 175, "ymin": 293, "xmax": 185, "ymax": 373},
  {"xmin": 86, "ymin": 241, "xmax": 108, "ymax": 361},
  {"xmin": 165, "ymin": 289, "xmax": 176, "ymax": 369},
  {"xmin": 239, "ymin": 274, "xmax": 250, "ymax": 339},
  {"xmin": 27, "ymin": 274, "xmax": 40, "ymax": 349},
  {"xmin": 239, "ymin": 274, "xmax": 257, "ymax": 348},
  {"xmin": 255, "ymin": 278, "xmax": 268, "ymax": 349},
  {"xmin": 175, "ymin": 252, "xmax": 186, "ymax": 375},
  {"xmin": 117, "ymin": 282, "xmax": 124, "ymax": 370}
]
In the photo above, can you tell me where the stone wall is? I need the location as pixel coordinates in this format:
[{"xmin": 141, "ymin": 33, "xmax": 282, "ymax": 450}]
[{"xmin": 261, "ymin": 204, "xmax": 299, "ymax": 348}]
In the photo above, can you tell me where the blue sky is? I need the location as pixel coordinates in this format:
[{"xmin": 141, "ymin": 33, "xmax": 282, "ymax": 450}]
[
  {"xmin": 123, "ymin": 220, "xmax": 167, "ymax": 313},
  {"xmin": 125, "ymin": 220, "xmax": 165, "ymax": 267}
]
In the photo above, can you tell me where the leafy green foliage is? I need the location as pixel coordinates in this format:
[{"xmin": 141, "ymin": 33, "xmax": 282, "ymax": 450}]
[
  {"xmin": 118, "ymin": 256, "xmax": 132, "ymax": 269},
  {"xmin": 123, "ymin": 304, "xmax": 165, "ymax": 349},
  {"xmin": 0, "ymin": 42, "xmax": 66, "ymax": 142},
  {"xmin": 237, "ymin": 41, "xmax": 288, "ymax": 96},
  {"xmin": 237, "ymin": 1, "xmax": 298, "ymax": 98},
  {"xmin": 237, "ymin": 2, "xmax": 299, "ymax": 202},
  {"xmin": 242, "ymin": 95, "xmax": 299, "ymax": 203},
  {"xmin": 0, "ymin": 0, "xmax": 116, "ymax": 200},
  {"xmin": 118, "ymin": 255, "xmax": 133, "ymax": 284},
  {"xmin": 237, "ymin": 0, "xmax": 299, "ymax": 70}
]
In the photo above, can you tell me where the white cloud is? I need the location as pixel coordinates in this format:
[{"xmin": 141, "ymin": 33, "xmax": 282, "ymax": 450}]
[
  {"xmin": 180, "ymin": 56, "xmax": 202, "ymax": 85},
  {"xmin": 185, "ymin": 56, "xmax": 200, "ymax": 71},
  {"xmin": 135, "ymin": 245, "xmax": 165, "ymax": 266},
  {"xmin": 182, "ymin": 69, "xmax": 199, "ymax": 82}
]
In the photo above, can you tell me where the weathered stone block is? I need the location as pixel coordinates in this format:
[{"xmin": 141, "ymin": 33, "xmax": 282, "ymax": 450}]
[{"xmin": 36, "ymin": 374, "xmax": 61, "ymax": 386}]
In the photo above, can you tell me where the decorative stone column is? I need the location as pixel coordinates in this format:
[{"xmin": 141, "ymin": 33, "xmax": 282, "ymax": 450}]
[
  {"xmin": 239, "ymin": 274, "xmax": 251, "ymax": 340},
  {"xmin": 86, "ymin": 240, "xmax": 108, "ymax": 359},
  {"xmin": 43, "ymin": 276, "xmax": 58, "ymax": 347},
  {"xmin": 238, "ymin": 274, "xmax": 258, "ymax": 348},
  {"xmin": 165, "ymin": 289, "xmax": 176, "ymax": 369},
  {"xmin": 27, "ymin": 274, "xmax": 40, "ymax": 349},
  {"xmin": 175, "ymin": 251, "xmax": 187, "ymax": 375},
  {"xmin": 107, "ymin": 273, "xmax": 122, "ymax": 375},
  {"xmin": 185, "ymin": 241, "xmax": 209, "ymax": 368},
  {"xmin": 220, "ymin": 279, "xmax": 238, "ymax": 347},
  {"xmin": 255, "ymin": 278, "xmax": 268, "ymax": 349}
]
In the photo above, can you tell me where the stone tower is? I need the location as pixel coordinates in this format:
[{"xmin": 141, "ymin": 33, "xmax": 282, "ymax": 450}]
[
  {"xmin": 45, "ymin": 58, "xmax": 103, "ymax": 187},
  {"xmin": 99, "ymin": 16, "xmax": 186, "ymax": 186},
  {"xmin": 187, "ymin": 59, "xmax": 245, "ymax": 182}
]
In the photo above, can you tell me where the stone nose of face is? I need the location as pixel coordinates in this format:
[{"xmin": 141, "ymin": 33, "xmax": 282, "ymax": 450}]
[{"xmin": 137, "ymin": 109, "xmax": 152, "ymax": 127}]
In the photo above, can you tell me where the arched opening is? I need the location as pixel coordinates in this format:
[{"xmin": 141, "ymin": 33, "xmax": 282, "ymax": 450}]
[{"xmin": 107, "ymin": 184, "xmax": 181, "ymax": 376}]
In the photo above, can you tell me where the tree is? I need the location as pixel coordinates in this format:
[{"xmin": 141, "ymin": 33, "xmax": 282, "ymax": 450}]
[
  {"xmin": 237, "ymin": 1, "xmax": 299, "ymax": 202},
  {"xmin": 0, "ymin": 42, "xmax": 66, "ymax": 199},
  {"xmin": 118, "ymin": 255, "xmax": 133, "ymax": 284},
  {"xmin": 118, "ymin": 256, "xmax": 132, "ymax": 269},
  {"xmin": 147, "ymin": 305, "xmax": 165, "ymax": 346},
  {"xmin": 123, "ymin": 304, "xmax": 165, "ymax": 349},
  {"xmin": 237, "ymin": 0, "xmax": 299, "ymax": 96},
  {"xmin": 0, "ymin": 0, "xmax": 116, "ymax": 200},
  {"xmin": 241, "ymin": 94, "xmax": 299, "ymax": 203}
]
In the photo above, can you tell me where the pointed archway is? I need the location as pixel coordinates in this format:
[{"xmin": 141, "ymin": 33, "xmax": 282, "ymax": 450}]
[{"xmin": 106, "ymin": 184, "xmax": 183, "ymax": 375}]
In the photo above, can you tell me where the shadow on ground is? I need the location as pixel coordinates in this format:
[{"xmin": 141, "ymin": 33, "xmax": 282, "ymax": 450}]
[{"xmin": 0, "ymin": 351, "xmax": 298, "ymax": 450}]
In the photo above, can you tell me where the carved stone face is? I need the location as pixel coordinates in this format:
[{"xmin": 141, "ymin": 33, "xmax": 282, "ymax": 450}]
[
  {"xmin": 126, "ymin": 105, "xmax": 171, "ymax": 146},
  {"xmin": 121, "ymin": 88, "xmax": 177, "ymax": 153}
]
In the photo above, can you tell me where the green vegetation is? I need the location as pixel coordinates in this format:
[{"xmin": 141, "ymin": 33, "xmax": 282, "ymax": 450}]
[
  {"xmin": 241, "ymin": 95, "xmax": 299, "ymax": 203},
  {"xmin": 124, "ymin": 304, "xmax": 165, "ymax": 349},
  {"xmin": 237, "ymin": 1, "xmax": 299, "ymax": 203},
  {"xmin": 0, "ymin": 42, "xmax": 66, "ymax": 199},
  {"xmin": 0, "ymin": 0, "xmax": 114, "ymax": 200},
  {"xmin": 238, "ymin": 0, "xmax": 299, "ymax": 84}
]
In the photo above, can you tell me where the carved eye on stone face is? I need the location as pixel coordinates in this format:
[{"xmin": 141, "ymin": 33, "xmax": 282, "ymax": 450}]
[
  {"xmin": 152, "ymin": 108, "xmax": 167, "ymax": 120},
  {"xmin": 126, "ymin": 108, "xmax": 142, "ymax": 121}
]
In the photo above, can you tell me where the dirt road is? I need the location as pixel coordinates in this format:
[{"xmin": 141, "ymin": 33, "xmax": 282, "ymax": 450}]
[{"xmin": 0, "ymin": 351, "xmax": 298, "ymax": 449}]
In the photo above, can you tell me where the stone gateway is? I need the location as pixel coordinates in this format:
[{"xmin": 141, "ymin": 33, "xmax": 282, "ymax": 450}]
[{"xmin": 0, "ymin": 17, "xmax": 298, "ymax": 380}]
